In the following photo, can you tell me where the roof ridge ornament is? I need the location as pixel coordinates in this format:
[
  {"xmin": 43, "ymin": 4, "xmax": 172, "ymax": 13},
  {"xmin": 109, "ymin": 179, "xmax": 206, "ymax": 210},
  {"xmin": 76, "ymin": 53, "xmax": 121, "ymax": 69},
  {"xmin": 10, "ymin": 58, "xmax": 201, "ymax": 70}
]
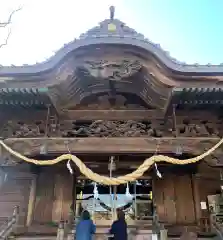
[{"xmin": 109, "ymin": 6, "xmax": 115, "ymax": 20}]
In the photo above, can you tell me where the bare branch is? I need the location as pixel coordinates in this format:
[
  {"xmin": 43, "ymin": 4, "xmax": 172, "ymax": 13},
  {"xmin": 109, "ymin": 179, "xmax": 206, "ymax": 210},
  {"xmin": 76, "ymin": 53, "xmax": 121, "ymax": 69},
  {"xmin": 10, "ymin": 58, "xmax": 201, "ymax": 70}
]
[
  {"xmin": 0, "ymin": 7, "xmax": 22, "ymax": 28},
  {"xmin": 0, "ymin": 28, "xmax": 11, "ymax": 49},
  {"xmin": 0, "ymin": 7, "xmax": 22, "ymax": 50}
]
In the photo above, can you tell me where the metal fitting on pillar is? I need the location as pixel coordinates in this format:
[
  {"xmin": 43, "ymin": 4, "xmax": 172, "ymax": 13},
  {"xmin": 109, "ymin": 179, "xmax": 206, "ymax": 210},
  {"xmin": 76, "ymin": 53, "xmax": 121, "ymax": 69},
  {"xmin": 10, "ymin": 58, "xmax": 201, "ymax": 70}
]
[{"xmin": 57, "ymin": 221, "xmax": 65, "ymax": 240}]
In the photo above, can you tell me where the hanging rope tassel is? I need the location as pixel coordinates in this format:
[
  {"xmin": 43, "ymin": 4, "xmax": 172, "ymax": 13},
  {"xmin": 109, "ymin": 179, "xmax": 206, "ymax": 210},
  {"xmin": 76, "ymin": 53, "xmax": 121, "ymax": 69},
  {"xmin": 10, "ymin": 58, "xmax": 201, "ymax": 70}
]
[
  {"xmin": 66, "ymin": 159, "xmax": 73, "ymax": 174},
  {"xmin": 66, "ymin": 143, "xmax": 73, "ymax": 174},
  {"xmin": 154, "ymin": 163, "xmax": 162, "ymax": 178},
  {"xmin": 149, "ymin": 191, "xmax": 153, "ymax": 200},
  {"xmin": 125, "ymin": 182, "xmax": 132, "ymax": 198},
  {"xmin": 93, "ymin": 182, "xmax": 99, "ymax": 199},
  {"xmin": 79, "ymin": 191, "xmax": 83, "ymax": 200}
]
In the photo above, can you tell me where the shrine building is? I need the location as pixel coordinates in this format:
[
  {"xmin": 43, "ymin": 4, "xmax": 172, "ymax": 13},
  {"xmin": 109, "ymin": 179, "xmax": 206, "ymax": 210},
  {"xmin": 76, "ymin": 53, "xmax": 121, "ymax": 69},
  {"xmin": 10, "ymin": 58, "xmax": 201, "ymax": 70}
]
[{"xmin": 0, "ymin": 6, "xmax": 223, "ymax": 240}]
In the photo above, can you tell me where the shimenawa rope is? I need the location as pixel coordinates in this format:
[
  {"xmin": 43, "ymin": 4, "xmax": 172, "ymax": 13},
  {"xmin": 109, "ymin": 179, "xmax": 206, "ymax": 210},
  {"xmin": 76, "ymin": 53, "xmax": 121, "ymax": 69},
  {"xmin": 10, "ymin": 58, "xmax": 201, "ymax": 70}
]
[{"xmin": 0, "ymin": 138, "xmax": 223, "ymax": 185}]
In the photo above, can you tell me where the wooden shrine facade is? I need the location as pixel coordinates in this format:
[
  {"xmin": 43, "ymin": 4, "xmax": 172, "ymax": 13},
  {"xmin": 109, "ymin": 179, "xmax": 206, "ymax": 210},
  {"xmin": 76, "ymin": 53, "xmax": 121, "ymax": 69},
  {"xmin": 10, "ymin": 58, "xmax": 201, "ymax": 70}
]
[{"xmin": 0, "ymin": 7, "xmax": 223, "ymax": 237}]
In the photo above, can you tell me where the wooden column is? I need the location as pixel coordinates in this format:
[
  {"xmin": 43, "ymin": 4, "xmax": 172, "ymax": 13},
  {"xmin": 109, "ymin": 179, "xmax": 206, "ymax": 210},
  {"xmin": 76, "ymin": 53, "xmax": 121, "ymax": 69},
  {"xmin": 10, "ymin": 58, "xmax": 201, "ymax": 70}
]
[
  {"xmin": 72, "ymin": 174, "xmax": 77, "ymax": 217},
  {"xmin": 191, "ymin": 175, "xmax": 201, "ymax": 223},
  {"xmin": 68, "ymin": 173, "xmax": 77, "ymax": 226},
  {"xmin": 52, "ymin": 174, "xmax": 64, "ymax": 222},
  {"xmin": 26, "ymin": 174, "xmax": 37, "ymax": 226}
]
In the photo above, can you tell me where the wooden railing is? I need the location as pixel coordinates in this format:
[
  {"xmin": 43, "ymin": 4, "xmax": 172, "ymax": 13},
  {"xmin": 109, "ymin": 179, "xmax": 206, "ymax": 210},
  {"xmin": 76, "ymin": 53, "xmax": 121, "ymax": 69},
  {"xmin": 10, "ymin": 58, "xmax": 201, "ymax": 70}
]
[{"xmin": 0, "ymin": 206, "xmax": 19, "ymax": 239}]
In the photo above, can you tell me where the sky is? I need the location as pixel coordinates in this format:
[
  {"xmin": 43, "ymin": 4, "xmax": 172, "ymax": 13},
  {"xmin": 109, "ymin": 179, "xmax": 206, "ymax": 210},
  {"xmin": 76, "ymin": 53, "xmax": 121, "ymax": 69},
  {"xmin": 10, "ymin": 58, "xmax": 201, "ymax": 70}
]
[{"xmin": 0, "ymin": 0, "xmax": 223, "ymax": 66}]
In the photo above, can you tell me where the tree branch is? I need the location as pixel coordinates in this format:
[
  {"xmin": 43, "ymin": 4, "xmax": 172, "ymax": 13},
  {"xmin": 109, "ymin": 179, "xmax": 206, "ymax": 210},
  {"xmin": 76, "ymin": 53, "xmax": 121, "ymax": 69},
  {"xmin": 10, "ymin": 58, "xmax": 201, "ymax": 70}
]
[
  {"xmin": 0, "ymin": 7, "xmax": 22, "ymax": 49},
  {"xmin": 0, "ymin": 28, "xmax": 11, "ymax": 49},
  {"xmin": 0, "ymin": 7, "xmax": 22, "ymax": 28}
]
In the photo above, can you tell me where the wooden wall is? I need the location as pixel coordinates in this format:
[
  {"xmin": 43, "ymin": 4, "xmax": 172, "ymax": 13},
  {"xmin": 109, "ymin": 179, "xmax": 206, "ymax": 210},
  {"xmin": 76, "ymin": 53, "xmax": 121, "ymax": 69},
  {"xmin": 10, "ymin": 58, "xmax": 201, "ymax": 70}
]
[
  {"xmin": 153, "ymin": 163, "xmax": 222, "ymax": 228},
  {"xmin": 34, "ymin": 169, "xmax": 198, "ymax": 226},
  {"xmin": 193, "ymin": 163, "xmax": 221, "ymax": 222},
  {"xmin": 0, "ymin": 167, "xmax": 32, "ymax": 226},
  {"xmin": 0, "ymin": 159, "xmax": 220, "ymax": 236},
  {"xmin": 29, "ymin": 162, "xmax": 222, "ymax": 229},
  {"xmin": 33, "ymin": 168, "xmax": 73, "ymax": 224},
  {"xmin": 0, "ymin": 165, "xmax": 73, "ymax": 230}
]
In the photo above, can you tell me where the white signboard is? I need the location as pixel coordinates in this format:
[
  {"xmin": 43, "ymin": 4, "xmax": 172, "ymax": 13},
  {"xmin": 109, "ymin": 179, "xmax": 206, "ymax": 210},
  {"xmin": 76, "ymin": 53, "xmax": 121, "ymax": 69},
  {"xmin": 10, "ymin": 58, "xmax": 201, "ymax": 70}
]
[{"xmin": 200, "ymin": 201, "xmax": 207, "ymax": 210}]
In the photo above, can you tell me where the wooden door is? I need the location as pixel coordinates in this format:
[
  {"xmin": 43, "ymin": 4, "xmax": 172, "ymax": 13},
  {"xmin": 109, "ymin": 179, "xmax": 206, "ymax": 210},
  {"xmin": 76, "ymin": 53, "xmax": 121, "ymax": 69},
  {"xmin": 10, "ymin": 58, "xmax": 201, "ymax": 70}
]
[
  {"xmin": 33, "ymin": 169, "xmax": 73, "ymax": 224},
  {"xmin": 153, "ymin": 174, "xmax": 196, "ymax": 225},
  {"xmin": 153, "ymin": 175, "xmax": 176, "ymax": 223},
  {"xmin": 33, "ymin": 170, "xmax": 55, "ymax": 223},
  {"xmin": 174, "ymin": 175, "xmax": 196, "ymax": 224},
  {"xmin": 52, "ymin": 173, "xmax": 73, "ymax": 222}
]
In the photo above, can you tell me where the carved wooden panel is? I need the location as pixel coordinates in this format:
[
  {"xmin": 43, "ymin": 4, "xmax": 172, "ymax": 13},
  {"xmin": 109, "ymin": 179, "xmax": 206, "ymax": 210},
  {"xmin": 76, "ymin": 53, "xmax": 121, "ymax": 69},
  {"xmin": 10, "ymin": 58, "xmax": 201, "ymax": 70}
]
[
  {"xmin": 57, "ymin": 120, "xmax": 172, "ymax": 137},
  {"xmin": 0, "ymin": 112, "xmax": 222, "ymax": 139},
  {"xmin": 0, "ymin": 114, "xmax": 58, "ymax": 138},
  {"xmin": 46, "ymin": 48, "xmax": 174, "ymax": 111},
  {"xmin": 81, "ymin": 59, "xmax": 142, "ymax": 81},
  {"xmin": 0, "ymin": 120, "xmax": 46, "ymax": 138}
]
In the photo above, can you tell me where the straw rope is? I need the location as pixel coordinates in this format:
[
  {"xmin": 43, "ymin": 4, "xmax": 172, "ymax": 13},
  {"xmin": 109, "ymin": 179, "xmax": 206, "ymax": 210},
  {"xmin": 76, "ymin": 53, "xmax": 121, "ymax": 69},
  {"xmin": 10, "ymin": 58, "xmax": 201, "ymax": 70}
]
[{"xmin": 0, "ymin": 138, "xmax": 223, "ymax": 185}]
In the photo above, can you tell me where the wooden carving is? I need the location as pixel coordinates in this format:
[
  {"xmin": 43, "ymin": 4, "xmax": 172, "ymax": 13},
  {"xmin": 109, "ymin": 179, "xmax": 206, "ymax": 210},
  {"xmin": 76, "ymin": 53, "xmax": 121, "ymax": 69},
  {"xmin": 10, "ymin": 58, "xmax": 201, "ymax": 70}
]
[
  {"xmin": 81, "ymin": 60, "xmax": 142, "ymax": 81},
  {"xmin": 177, "ymin": 120, "xmax": 220, "ymax": 137},
  {"xmin": 56, "ymin": 118, "xmax": 222, "ymax": 138},
  {"xmin": 0, "ymin": 121, "xmax": 46, "ymax": 138},
  {"xmin": 0, "ymin": 112, "xmax": 221, "ymax": 139}
]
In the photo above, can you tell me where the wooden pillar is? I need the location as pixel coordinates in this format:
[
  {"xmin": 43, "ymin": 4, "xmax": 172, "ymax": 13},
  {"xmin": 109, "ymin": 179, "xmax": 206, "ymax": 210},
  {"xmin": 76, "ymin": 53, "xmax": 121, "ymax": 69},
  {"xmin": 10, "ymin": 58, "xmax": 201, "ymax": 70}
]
[
  {"xmin": 191, "ymin": 175, "xmax": 201, "ymax": 223},
  {"xmin": 26, "ymin": 174, "xmax": 37, "ymax": 227},
  {"xmin": 52, "ymin": 174, "xmax": 64, "ymax": 222},
  {"xmin": 72, "ymin": 174, "xmax": 77, "ymax": 217},
  {"xmin": 68, "ymin": 174, "xmax": 77, "ymax": 225}
]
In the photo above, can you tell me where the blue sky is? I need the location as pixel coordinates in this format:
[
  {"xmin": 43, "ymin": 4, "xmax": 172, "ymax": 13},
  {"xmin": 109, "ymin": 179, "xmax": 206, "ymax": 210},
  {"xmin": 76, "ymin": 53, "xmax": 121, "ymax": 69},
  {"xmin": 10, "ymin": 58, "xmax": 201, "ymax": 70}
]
[{"xmin": 0, "ymin": 0, "xmax": 222, "ymax": 65}]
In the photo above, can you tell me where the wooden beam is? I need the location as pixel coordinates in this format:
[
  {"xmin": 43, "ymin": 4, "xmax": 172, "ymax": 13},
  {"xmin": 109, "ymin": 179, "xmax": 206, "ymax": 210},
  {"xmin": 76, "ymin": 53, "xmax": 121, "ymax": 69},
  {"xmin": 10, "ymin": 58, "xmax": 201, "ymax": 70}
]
[
  {"xmin": 60, "ymin": 110, "xmax": 165, "ymax": 120},
  {"xmin": 2, "ymin": 137, "xmax": 222, "ymax": 156}
]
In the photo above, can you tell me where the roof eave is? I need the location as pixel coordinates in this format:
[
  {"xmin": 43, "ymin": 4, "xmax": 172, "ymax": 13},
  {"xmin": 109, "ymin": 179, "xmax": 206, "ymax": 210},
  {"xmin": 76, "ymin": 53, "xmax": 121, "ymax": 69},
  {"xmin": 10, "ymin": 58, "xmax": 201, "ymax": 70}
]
[{"xmin": 0, "ymin": 37, "xmax": 223, "ymax": 77}]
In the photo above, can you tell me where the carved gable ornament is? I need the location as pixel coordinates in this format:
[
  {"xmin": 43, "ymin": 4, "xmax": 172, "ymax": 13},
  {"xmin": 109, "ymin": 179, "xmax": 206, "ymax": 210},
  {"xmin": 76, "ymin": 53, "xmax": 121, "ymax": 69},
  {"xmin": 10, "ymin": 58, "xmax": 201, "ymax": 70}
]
[{"xmin": 81, "ymin": 60, "xmax": 142, "ymax": 81}]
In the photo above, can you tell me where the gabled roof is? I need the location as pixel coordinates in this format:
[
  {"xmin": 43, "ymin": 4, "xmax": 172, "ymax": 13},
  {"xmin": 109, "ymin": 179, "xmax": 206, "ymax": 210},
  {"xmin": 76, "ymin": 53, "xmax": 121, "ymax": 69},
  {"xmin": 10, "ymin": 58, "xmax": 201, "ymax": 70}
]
[{"xmin": 0, "ymin": 6, "xmax": 223, "ymax": 76}]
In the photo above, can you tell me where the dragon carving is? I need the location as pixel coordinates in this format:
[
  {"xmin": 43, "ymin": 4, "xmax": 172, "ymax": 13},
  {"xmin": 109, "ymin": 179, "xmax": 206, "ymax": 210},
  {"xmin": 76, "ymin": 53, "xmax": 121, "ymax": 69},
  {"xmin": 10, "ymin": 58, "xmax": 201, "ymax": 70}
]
[{"xmin": 81, "ymin": 60, "xmax": 142, "ymax": 81}]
